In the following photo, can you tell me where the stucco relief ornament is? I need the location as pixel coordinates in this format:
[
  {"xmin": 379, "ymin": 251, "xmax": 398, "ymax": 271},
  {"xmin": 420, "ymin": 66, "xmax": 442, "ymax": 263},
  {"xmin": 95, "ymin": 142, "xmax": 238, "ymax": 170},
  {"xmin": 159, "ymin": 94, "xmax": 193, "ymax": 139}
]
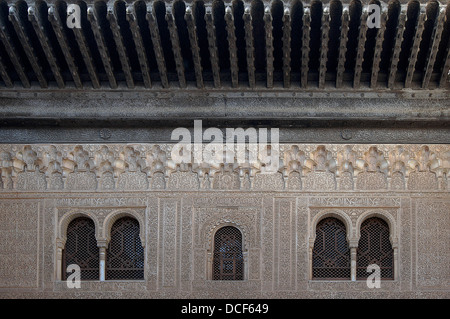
[
  {"xmin": 145, "ymin": 145, "xmax": 167, "ymax": 189},
  {"xmin": 15, "ymin": 146, "xmax": 47, "ymax": 190},
  {"xmin": 116, "ymin": 146, "xmax": 149, "ymax": 190},
  {"xmin": 64, "ymin": 145, "xmax": 97, "ymax": 190},
  {"xmin": 41, "ymin": 146, "xmax": 64, "ymax": 190},
  {"xmin": 337, "ymin": 145, "xmax": 357, "ymax": 190},
  {"xmin": 408, "ymin": 146, "xmax": 438, "ymax": 190},
  {"xmin": 252, "ymin": 145, "xmax": 284, "ymax": 190},
  {"xmin": 168, "ymin": 163, "xmax": 200, "ymax": 190},
  {"xmin": 99, "ymin": 128, "xmax": 112, "ymax": 140},
  {"xmin": 388, "ymin": 146, "xmax": 409, "ymax": 190},
  {"xmin": 0, "ymin": 151, "xmax": 13, "ymax": 189},
  {"xmin": 356, "ymin": 146, "xmax": 388, "ymax": 190},
  {"xmin": 340, "ymin": 129, "xmax": 353, "ymax": 141},
  {"xmin": 212, "ymin": 163, "xmax": 240, "ymax": 190},
  {"xmin": 303, "ymin": 145, "xmax": 336, "ymax": 190},
  {"xmin": 283, "ymin": 145, "xmax": 305, "ymax": 190}
]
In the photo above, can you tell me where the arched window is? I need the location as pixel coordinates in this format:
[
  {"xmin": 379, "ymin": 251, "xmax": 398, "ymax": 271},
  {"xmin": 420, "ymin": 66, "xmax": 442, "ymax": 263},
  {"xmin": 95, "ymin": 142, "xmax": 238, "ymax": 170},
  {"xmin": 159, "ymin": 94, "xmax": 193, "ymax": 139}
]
[
  {"xmin": 357, "ymin": 217, "xmax": 394, "ymax": 279},
  {"xmin": 106, "ymin": 217, "xmax": 144, "ymax": 280},
  {"xmin": 312, "ymin": 217, "xmax": 351, "ymax": 280},
  {"xmin": 213, "ymin": 226, "xmax": 244, "ymax": 280},
  {"xmin": 63, "ymin": 217, "xmax": 99, "ymax": 280}
]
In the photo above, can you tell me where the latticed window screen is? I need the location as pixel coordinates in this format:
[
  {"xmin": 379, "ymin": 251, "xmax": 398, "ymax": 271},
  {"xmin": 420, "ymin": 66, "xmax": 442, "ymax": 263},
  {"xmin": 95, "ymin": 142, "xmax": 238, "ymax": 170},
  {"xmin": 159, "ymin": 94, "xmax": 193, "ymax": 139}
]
[
  {"xmin": 63, "ymin": 217, "xmax": 99, "ymax": 280},
  {"xmin": 312, "ymin": 217, "xmax": 351, "ymax": 280},
  {"xmin": 357, "ymin": 217, "xmax": 394, "ymax": 279},
  {"xmin": 213, "ymin": 226, "xmax": 244, "ymax": 280},
  {"xmin": 106, "ymin": 217, "xmax": 144, "ymax": 280}
]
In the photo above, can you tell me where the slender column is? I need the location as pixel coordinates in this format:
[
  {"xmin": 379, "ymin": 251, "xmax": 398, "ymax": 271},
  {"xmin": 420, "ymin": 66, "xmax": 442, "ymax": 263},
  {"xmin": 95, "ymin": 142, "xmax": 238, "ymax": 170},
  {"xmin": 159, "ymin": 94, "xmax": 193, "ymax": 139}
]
[
  {"xmin": 98, "ymin": 240, "xmax": 108, "ymax": 281},
  {"xmin": 207, "ymin": 250, "xmax": 212, "ymax": 280},
  {"xmin": 308, "ymin": 242, "xmax": 314, "ymax": 280},
  {"xmin": 393, "ymin": 245, "xmax": 398, "ymax": 281},
  {"xmin": 243, "ymin": 250, "xmax": 249, "ymax": 281},
  {"xmin": 56, "ymin": 240, "xmax": 64, "ymax": 281},
  {"xmin": 349, "ymin": 240, "xmax": 359, "ymax": 281}
]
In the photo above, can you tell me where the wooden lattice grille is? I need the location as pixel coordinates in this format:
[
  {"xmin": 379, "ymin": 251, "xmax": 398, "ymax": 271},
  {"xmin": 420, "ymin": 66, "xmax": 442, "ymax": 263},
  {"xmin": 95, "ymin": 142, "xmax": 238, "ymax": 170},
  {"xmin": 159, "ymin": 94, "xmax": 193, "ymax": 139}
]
[
  {"xmin": 357, "ymin": 217, "xmax": 394, "ymax": 279},
  {"xmin": 63, "ymin": 217, "xmax": 99, "ymax": 280},
  {"xmin": 213, "ymin": 226, "xmax": 244, "ymax": 281},
  {"xmin": 312, "ymin": 217, "xmax": 351, "ymax": 280},
  {"xmin": 106, "ymin": 217, "xmax": 144, "ymax": 280}
]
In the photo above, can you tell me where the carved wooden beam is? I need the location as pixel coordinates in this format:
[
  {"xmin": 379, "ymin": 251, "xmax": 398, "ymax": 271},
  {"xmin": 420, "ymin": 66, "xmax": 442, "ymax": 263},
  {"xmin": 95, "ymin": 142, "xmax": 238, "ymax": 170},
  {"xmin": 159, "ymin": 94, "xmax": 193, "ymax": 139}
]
[
  {"xmin": 387, "ymin": 8, "xmax": 406, "ymax": 89},
  {"xmin": 0, "ymin": 56, "xmax": 12, "ymax": 87},
  {"xmin": 206, "ymin": 6, "xmax": 221, "ymax": 88},
  {"xmin": 404, "ymin": 9, "xmax": 426, "ymax": 88},
  {"xmin": 107, "ymin": 6, "xmax": 134, "ymax": 89},
  {"xmin": 422, "ymin": 7, "xmax": 446, "ymax": 89},
  {"xmin": 28, "ymin": 5, "xmax": 64, "ymax": 88},
  {"xmin": 264, "ymin": 6, "xmax": 274, "ymax": 89},
  {"xmin": 353, "ymin": 8, "xmax": 368, "ymax": 89},
  {"xmin": 9, "ymin": 5, "xmax": 47, "ymax": 88},
  {"xmin": 370, "ymin": 6, "xmax": 387, "ymax": 88},
  {"xmin": 0, "ymin": 7, "xmax": 29, "ymax": 88},
  {"xmin": 166, "ymin": 8, "xmax": 186, "ymax": 88},
  {"xmin": 282, "ymin": 7, "xmax": 291, "ymax": 88},
  {"xmin": 301, "ymin": 8, "xmax": 311, "ymax": 88},
  {"xmin": 126, "ymin": 5, "xmax": 152, "ymax": 89},
  {"xmin": 87, "ymin": 5, "xmax": 117, "ymax": 89},
  {"xmin": 319, "ymin": 7, "xmax": 330, "ymax": 89},
  {"xmin": 336, "ymin": 6, "xmax": 349, "ymax": 88},
  {"xmin": 146, "ymin": 5, "xmax": 169, "ymax": 88},
  {"xmin": 243, "ymin": 6, "xmax": 255, "ymax": 88},
  {"xmin": 71, "ymin": 8, "xmax": 100, "ymax": 89},
  {"xmin": 48, "ymin": 5, "xmax": 82, "ymax": 89},
  {"xmin": 224, "ymin": 6, "xmax": 237, "ymax": 88},
  {"xmin": 439, "ymin": 37, "xmax": 450, "ymax": 88},
  {"xmin": 185, "ymin": 6, "xmax": 204, "ymax": 89}
]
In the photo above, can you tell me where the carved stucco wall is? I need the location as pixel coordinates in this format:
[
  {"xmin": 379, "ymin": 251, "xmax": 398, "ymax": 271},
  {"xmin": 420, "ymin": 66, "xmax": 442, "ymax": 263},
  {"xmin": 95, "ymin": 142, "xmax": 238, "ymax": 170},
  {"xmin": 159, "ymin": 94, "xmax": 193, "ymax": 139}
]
[{"xmin": 0, "ymin": 143, "xmax": 448, "ymax": 298}]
